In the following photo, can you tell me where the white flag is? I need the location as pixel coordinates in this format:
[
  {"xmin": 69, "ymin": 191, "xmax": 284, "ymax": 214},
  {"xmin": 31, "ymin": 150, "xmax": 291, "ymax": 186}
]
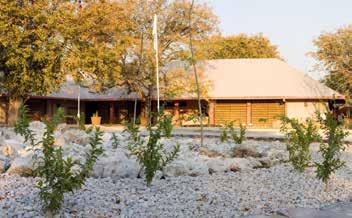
[{"xmin": 153, "ymin": 14, "xmax": 158, "ymax": 51}]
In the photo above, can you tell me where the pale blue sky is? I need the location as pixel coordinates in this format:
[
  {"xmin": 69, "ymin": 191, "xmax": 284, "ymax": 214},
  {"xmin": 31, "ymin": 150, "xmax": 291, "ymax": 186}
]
[{"xmin": 204, "ymin": 0, "xmax": 352, "ymax": 79}]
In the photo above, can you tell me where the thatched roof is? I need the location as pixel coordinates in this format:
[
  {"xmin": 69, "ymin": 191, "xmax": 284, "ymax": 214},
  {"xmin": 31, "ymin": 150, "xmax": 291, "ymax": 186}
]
[
  {"xmin": 203, "ymin": 58, "xmax": 343, "ymax": 100},
  {"xmin": 32, "ymin": 58, "xmax": 343, "ymax": 101}
]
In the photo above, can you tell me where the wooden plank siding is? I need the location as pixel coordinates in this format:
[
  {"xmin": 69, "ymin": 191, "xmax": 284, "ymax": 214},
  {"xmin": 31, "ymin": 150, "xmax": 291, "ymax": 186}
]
[
  {"xmin": 214, "ymin": 100, "xmax": 285, "ymax": 128},
  {"xmin": 214, "ymin": 101, "xmax": 247, "ymax": 125},
  {"xmin": 251, "ymin": 101, "xmax": 285, "ymax": 128}
]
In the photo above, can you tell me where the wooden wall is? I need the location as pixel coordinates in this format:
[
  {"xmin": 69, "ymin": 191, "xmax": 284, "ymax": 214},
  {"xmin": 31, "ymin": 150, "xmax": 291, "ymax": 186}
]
[{"xmin": 213, "ymin": 100, "xmax": 285, "ymax": 128}]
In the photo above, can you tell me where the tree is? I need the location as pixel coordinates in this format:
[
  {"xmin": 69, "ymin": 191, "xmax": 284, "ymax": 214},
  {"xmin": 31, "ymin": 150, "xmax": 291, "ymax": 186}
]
[
  {"xmin": 62, "ymin": 0, "xmax": 134, "ymax": 91},
  {"xmin": 118, "ymin": 0, "xmax": 218, "ymax": 125},
  {"xmin": 197, "ymin": 33, "xmax": 281, "ymax": 60},
  {"xmin": 311, "ymin": 25, "xmax": 352, "ymax": 97},
  {"xmin": 0, "ymin": 0, "xmax": 132, "ymax": 124},
  {"xmin": 0, "ymin": 1, "xmax": 67, "ymax": 97}
]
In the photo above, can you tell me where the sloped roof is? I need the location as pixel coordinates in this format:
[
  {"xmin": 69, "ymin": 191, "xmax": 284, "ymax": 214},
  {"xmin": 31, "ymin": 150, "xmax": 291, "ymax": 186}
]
[
  {"xmin": 32, "ymin": 76, "xmax": 139, "ymax": 101},
  {"xmin": 203, "ymin": 58, "xmax": 343, "ymax": 100},
  {"xmin": 32, "ymin": 58, "xmax": 343, "ymax": 101}
]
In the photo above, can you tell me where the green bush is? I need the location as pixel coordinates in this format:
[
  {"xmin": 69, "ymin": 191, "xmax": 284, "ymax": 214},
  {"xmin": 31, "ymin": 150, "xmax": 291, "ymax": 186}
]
[
  {"xmin": 124, "ymin": 120, "xmax": 140, "ymax": 143},
  {"xmin": 232, "ymin": 123, "xmax": 246, "ymax": 144},
  {"xmin": 111, "ymin": 132, "xmax": 119, "ymax": 149},
  {"xmin": 75, "ymin": 112, "xmax": 86, "ymax": 131},
  {"xmin": 16, "ymin": 108, "xmax": 104, "ymax": 214},
  {"xmin": 280, "ymin": 116, "xmax": 321, "ymax": 172},
  {"xmin": 15, "ymin": 105, "xmax": 37, "ymax": 147},
  {"xmin": 315, "ymin": 110, "xmax": 349, "ymax": 190},
  {"xmin": 127, "ymin": 111, "xmax": 180, "ymax": 186},
  {"xmin": 219, "ymin": 121, "xmax": 246, "ymax": 144},
  {"xmin": 159, "ymin": 112, "xmax": 173, "ymax": 138}
]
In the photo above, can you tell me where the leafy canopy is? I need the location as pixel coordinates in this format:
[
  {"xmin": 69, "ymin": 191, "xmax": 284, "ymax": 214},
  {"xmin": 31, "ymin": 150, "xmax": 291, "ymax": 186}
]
[
  {"xmin": 311, "ymin": 25, "xmax": 352, "ymax": 97},
  {"xmin": 197, "ymin": 34, "xmax": 281, "ymax": 60},
  {"xmin": 0, "ymin": 0, "xmax": 68, "ymax": 98}
]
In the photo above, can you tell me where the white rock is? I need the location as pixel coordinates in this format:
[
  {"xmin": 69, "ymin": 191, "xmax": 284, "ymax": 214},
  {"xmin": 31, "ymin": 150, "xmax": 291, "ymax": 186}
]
[
  {"xmin": 0, "ymin": 139, "xmax": 23, "ymax": 158},
  {"xmin": 28, "ymin": 121, "xmax": 46, "ymax": 143},
  {"xmin": 54, "ymin": 135, "xmax": 66, "ymax": 147},
  {"xmin": 163, "ymin": 160, "xmax": 189, "ymax": 177},
  {"xmin": 7, "ymin": 154, "xmax": 34, "ymax": 176},
  {"xmin": 206, "ymin": 158, "xmax": 232, "ymax": 173},
  {"xmin": 63, "ymin": 129, "xmax": 90, "ymax": 145},
  {"xmin": 102, "ymin": 133, "xmax": 112, "ymax": 144},
  {"xmin": 94, "ymin": 150, "xmax": 140, "ymax": 179}
]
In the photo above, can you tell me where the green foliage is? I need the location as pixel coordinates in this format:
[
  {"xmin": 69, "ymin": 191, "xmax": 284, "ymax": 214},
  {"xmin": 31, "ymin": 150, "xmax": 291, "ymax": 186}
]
[
  {"xmin": 219, "ymin": 121, "xmax": 246, "ymax": 144},
  {"xmin": 220, "ymin": 127, "xmax": 228, "ymax": 143},
  {"xmin": 0, "ymin": 0, "xmax": 67, "ymax": 98},
  {"xmin": 198, "ymin": 34, "xmax": 281, "ymax": 60},
  {"xmin": 233, "ymin": 123, "xmax": 246, "ymax": 144},
  {"xmin": 315, "ymin": 111, "xmax": 349, "ymax": 189},
  {"xmin": 127, "ymin": 112, "xmax": 180, "ymax": 186},
  {"xmin": 280, "ymin": 116, "xmax": 321, "ymax": 172},
  {"xmin": 31, "ymin": 109, "xmax": 103, "ymax": 214},
  {"xmin": 158, "ymin": 110, "xmax": 173, "ymax": 138},
  {"xmin": 75, "ymin": 112, "xmax": 86, "ymax": 131},
  {"xmin": 111, "ymin": 133, "xmax": 120, "ymax": 149},
  {"xmin": 311, "ymin": 25, "xmax": 352, "ymax": 97},
  {"xmin": 14, "ymin": 105, "xmax": 36, "ymax": 147},
  {"xmin": 124, "ymin": 120, "xmax": 141, "ymax": 145}
]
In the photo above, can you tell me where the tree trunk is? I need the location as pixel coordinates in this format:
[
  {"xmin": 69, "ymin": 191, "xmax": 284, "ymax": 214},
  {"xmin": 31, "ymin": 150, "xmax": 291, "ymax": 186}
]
[
  {"xmin": 8, "ymin": 97, "xmax": 22, "ymax": 126},
  {"xmin": 188, "ymin": 0, "xmax": 204, "ymax": 146},
  {"xmin": 133, "ymin": 98, "xmax": 137, "ymax": 125}
]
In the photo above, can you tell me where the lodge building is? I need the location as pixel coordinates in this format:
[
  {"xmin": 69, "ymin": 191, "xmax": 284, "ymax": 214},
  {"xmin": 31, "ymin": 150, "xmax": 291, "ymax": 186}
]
[{"xmin": 0, "ymin": 59, "xmax": 344, "ymax": 128}]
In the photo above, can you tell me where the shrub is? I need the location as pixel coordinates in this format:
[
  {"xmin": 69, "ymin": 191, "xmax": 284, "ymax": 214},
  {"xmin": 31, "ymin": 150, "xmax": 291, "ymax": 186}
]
[
  {"xmin": 232, "ymin": 123, "xmax": 246, "ymax": 144},
  {"xmin": 219, "ymin": 121, "xmax": 246, "ymax": 144},
  {"xmin": 15, "ymin": 105, "xmax": 37, "ymax": 147},
  {"xmin": 75, "ymin": 112, "xmax": 86, "ymax": 131},
  {"xmin": 111, "ymin": 132, "xmax": 119, "ymax": 149},
  {"xmin": 315, "ymin": 110, "xmax": 349, "ymax": 191},
  {"xmin": 127, "ymin": 111, "xmax": 180, "ymax": 186},
  {"xmin": 124, "ymin": 120, "xmax": 141, "ymax": 145},
  {"xmin": 159, "ymin": 112, "xmax": 173, "ymax": 138},
  {"xmin": 280, "ymin": 116, "xmax": 321, "ymax": 172},
  {"xmin": 28, "ymin": 108, "xmax": 104, "ymax": 214}
]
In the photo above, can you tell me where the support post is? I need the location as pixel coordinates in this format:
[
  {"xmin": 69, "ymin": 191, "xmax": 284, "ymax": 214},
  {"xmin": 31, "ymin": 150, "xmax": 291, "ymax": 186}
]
[
  {"xmin": 109, "ymin": 102, "xmax": 115, "ymax": 124},
  {"xmin": 173, "ymin": 101, "xmax": 180, "ymax": 126},
  {"xmin": 246, "ymin": 102, "xmax": 252, "ymax": 127},
  {"xmin": 8, "ymin": 97, "xmax": 22, "ymax": 126}
]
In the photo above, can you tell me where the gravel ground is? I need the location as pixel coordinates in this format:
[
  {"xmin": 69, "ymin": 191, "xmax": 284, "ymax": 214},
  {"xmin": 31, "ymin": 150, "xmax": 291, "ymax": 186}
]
[{"xmin": 1, "ymin": 163, "xmax": 352, "ymax": 218}]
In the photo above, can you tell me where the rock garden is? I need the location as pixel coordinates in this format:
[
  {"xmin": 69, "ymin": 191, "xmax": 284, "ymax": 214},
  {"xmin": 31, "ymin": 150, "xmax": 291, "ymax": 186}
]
[{"xmin": 0, "ymin": 110, "xmax": 352, "ymax": 217}]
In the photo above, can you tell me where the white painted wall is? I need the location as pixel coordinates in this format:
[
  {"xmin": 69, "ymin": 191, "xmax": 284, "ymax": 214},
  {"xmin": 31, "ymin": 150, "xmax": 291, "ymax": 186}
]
[{"xmin": 286, "ymin": 101, "xmax": 327, "ymax": 121}]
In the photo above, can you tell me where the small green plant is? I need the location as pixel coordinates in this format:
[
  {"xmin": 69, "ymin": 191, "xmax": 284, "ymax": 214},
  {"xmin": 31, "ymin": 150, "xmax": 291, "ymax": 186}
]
[
  {"xmin": 232, "ymin": 123, "xmax": 246, "ymax": 144},
  {"xmin": 92, "ymin": 111, "xmax": 99, "ymax": 117},
  {"xmin": 219, "ymin": 121, "xmax": 246, "ymax": 144},
  {"xmin": 14, "ymin": 105, "xmax": 37, "ymax": 147},
  {"xmin": 111, "ymin": 132, "xmax": 119, "ymax": 149},
  {"xmin": 75, "ymin": 112, "xmax": 86, "ymax": 130},
  {"xmin": 280, "ymin": 116, "xmax": 321, "ymax": 172},
  {"xmin": 220, "ymin": 125, "xmax": 228, "ymax": 142},
  {"xmin": 124, "ymin": 120, "xmax": 141, "ymax": 145},
  {"xmin": 258, "ymin": 118, "xmax": 268, "ymax": 123},
  {"xmin": 315, "ymin": 110, "xmax": 349, "ymax": 191},
  {"xmin": 127, "ymin": 111, "xmax": 180, "ymax": 186},
  {"xmin": 158, "ymin": 110, "xmax": 173, "ymax": 137},
  {"xmin": 32, "ymin": 108, "xmax": 104, "ymax": 214}
]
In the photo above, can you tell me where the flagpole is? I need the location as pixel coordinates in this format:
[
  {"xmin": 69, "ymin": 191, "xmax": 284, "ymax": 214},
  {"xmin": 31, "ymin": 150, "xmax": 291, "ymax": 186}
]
[
  {"xmin": 77, "ymin": 85, "xmax": 81, "ymax": 118},
  {"xmin": 153, "ymin": 14, "xmax": 160, "ymax": 113}
]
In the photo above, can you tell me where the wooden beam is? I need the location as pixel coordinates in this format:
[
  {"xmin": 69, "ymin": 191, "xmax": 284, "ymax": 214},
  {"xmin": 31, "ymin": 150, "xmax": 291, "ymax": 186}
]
[{"xmin": 109, "ymin": 102, "xmax": 115, "ymax": 124}]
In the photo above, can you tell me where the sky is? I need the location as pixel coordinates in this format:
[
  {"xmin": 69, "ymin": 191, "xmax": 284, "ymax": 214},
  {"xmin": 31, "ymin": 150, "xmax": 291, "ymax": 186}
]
[{"xmin": 204, "ymin": 0, "xmax": 352, "ymax": 79}]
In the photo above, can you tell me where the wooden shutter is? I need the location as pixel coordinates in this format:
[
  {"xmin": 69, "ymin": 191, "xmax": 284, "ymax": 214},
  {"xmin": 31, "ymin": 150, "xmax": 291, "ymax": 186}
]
[
  {"xmin": 251, "ymin": 101, "xmax": 285, "ymax": 128},
  {"xmin": 215, "ymin": 101, "xmax": 247, "ymax": 125}
]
